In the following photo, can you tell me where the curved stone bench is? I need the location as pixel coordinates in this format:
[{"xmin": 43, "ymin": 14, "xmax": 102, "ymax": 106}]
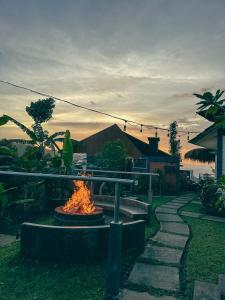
[
  {"xmin": 21, "ymin": 219, "xmax": 145, "ymax": 261},
  {"xmin": 93, "ymin": 195, "xmax": 150, "ymax": 221}
]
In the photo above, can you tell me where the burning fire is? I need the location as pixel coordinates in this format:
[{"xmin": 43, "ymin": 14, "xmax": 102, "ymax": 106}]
[{"xmin": 63, "ymin": 180, "xmax": 96, "ymax": 214}]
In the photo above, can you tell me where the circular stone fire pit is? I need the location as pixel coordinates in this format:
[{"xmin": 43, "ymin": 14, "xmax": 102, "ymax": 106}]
[
  {"xmin": 21, "ymin": 195, "xmax": 150, "ymax": 261},
  {"xmin": 54, "ymin": 206, "xmax": 105, "ymax": 226}
]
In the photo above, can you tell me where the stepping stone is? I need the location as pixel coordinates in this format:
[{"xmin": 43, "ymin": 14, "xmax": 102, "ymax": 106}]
[
  {"xmin": 128, "ymin": 263, "xmax": 179, "ymax": 292},
  {"xmin": 181, "ymin": 211, "xmax": 203, "ymax": 218},
  {"xmin": 156, "ymin": 213, "xmax": 184, "ymax": 223},
  {"xmin": 192, "ymin": 201, "xmax": 201, "ymax": 205},
  {"xmin": 140, "ymin": 244, "xmax": 183, "ymax": 265},
  {"xmin": 161, "ymin": 204, "xmax": 180, "ymax": 209},
  {"xmin": 201, "ymin": 215, "xmax": 225, "ymax": 223},
  {"xmin": 0, "ymin": 234, "xmax": 16, "ymax": 247},
  {"xmin": 193, "ymin": 280, "xmax": 219, "ymax": 300},
  {"xmin": 219, "ymin": 274, "xmax": 225, "ymax": 297},
  {"xmin": 166, "ymin": 202, "xmax": 183, "ymax": 207},
  {"xmin": 156, "ymin": 207, "xmax": 177, "ymax": 215},
  {"xmin": 170, "ymin": 200, "xmax": 189, "ymax": 205},
  {"xmin": 122, "ymin": 289, "xmax": 176, "ymax": 300},
  {"xmin": 160, "ymin": 222, "xmax": 189, "ymax": 236},
  {"xmin": 152, "ymin": 231, "xmax": 188, "ymax": 249}
]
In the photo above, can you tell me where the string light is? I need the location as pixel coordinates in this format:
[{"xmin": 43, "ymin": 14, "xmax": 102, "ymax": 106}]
[
  {"xmin": 187, "ymin": 132, "xmax": 190, "ymax": 141},
  {"xmin": 167, "ymin": 130, "xmax": 170, "ymax": 138},
  {"xmin": 123, "ymin": 120, "xmax": 127, "ymax": 131},
  {"xmin": 155, "ymin": 127, "xmax": 158, "ymax": 138},
  {"xmin": 0, "ymin": 79, "xmax": 200, "ymax": 138}
]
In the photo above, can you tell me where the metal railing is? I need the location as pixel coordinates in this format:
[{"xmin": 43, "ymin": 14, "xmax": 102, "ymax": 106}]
[
  {"xmin": 0, "ymin": 170, "xmax": 133, "ymax": 298},
  {"xmin": 74, "ymin": 168, "xmax": 159, "ymax": 204}
]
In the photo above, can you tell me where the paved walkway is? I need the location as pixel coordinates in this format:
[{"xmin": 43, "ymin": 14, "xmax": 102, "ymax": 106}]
[
  {"xmin": 121, "ymin": 194, "xmax": 194, "ymax": 300},
  {"xmin": 0, "ymin": 233, "xmax": 16, "ymax": 247}
]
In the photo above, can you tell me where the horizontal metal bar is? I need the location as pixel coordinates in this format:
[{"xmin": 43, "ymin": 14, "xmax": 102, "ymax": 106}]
[
  {"xmin": 74, "ymin": 168, "xmax": 159, "ymax": 177},
  {"xmin": 0, "ymin": 171, "xmax": 134, "ymax": 185}
]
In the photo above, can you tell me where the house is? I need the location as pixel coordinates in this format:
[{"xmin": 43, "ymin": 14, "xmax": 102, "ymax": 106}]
[
  {"xmin": 80, "ymin": 124, "xmax": 180, "ymax": 192},
  {"xmin": 189, "ymin": 123, "xmax": 222, "ymax": 179}
]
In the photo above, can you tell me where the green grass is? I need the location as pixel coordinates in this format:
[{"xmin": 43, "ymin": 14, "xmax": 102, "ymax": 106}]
[
  {"xmin": 0, "ymin": 243, "xmax": 106, "ymax": 300},
  {"xmin": 0, "ymin": 195, "xmax": 174, "ymax": 299},
  {"xmin": 181, "ymin": 202, "xmax": 203, "ymax": 214},
  {"xmin": 184, "ymin": 217, "xmax": 225, "ymax": 299},
  {"xmin": 138, "ymin": 195, "xmax": 173, "ymax": 209},
  {"xmin": 144, "ymin": 196, "xmax": 173, "ymax": 239}
]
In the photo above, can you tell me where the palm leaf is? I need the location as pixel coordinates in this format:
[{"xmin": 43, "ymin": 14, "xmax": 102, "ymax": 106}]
[
  {"xmin": 49, "ymin": 131, "xmax": 65, "ymax": 139},
  {"xmin": 0, "ymin": 115, "xmax": 9, "ymax": 126},
  {"xmin": 10, "ymin": 139, "xmax": 35, "ymax": 145},
  {"xmin": 193, "ymin": 93, "xmax": 205, "ymax": 99},
  {"xmin": 184, "ymin": 148, "xmax": 215, "ymax": 163},
  {"xmin": 0, "ymin": 146, "xmax": 17, "ymax": 156},
  {"xmin": 1, "ymin": 115, "xmax": 37, "ymax": 141}
]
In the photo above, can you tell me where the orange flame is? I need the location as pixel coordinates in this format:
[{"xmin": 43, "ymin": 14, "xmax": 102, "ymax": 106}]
[{"xmin": 63, "ymin": 180, "xmax": 96, "ymax": 214}]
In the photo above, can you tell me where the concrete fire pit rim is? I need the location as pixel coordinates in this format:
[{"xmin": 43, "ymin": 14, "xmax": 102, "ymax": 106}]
[
  {"xmin": 22, "ymin": 219, "xmax": 145, "ymax": 230},
  {"xmin": 55, "ymin": 205, "xmax": 103, "ymax": 216}
]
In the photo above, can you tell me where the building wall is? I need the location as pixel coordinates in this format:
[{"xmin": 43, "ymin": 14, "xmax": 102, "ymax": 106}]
[
  {"xmin": 150, "ymin": 161, "xmax": 178, "ymax": 193},
  {"xmin": 82, "ymin": 125, "xmax": 142, "ymax": 158}
]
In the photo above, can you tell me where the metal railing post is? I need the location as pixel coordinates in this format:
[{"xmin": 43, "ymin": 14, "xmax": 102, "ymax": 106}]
[
  {"xmin": 90, "ymin": 171, "xmax": 94, "ymax": 196},
  {"xmin": 148, "ymin": 175, "xmax": 153, "ymax": 204},
  {"xmin": 105, "ymin": 183, "xmax": 122, "ymax": 299},
  {"xmin": 114, "ymin": 183, "xmax": 120, "ymax": 223}
]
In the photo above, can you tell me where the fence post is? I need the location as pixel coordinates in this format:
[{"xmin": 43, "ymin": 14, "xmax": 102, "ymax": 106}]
[
  {"xmin": 90, "ymin": 171, "xmax": 94, "ymax": 196},
  {"xmin": 148, "ymin": 175, "xmax": 153, "ymax": 204},
  {"xmin": 105, "ymin": 183, "xmax": 123, "ymax": 299}
]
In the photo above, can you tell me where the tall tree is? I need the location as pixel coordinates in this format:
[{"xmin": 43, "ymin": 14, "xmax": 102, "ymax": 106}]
[
  {"xmin": 169, "ymin": 121, "xmax": 181, "ymax": 160},
  {"xmin": 0, "ymin": 98, "xmax": 65, "ymax": 159}
]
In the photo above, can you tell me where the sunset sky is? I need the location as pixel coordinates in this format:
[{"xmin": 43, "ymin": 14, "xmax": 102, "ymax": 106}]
[{"xmin": 0, "ymin": 0, "xmax": 224, "ymax": 174}]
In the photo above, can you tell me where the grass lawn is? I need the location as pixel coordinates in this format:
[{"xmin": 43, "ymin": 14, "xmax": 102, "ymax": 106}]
[
  {"xmin": 184, "ymin": 216, "xmax": 225, "ymax": 299},
  {"xmin": 144, "ymin": 195, "xmax": 174, "ymax": 239},
  {"xmin": 181, "ymin": 202, "xmax": 203, "ymax": 214},
  {"xmin": 0, "ymin": 195, "xmax": 173, "ymax": 299},
  {"xmin": 0, "ymin": 243, "xmax": 106, "ymax": 300}
]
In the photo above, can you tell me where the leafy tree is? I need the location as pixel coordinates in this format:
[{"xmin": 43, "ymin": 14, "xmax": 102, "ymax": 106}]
[
  {"xmin": 194, "ymin": 89, "xmax": 225, "ymax": 125},
  {"xmin": 0, "ymin": 98, "xmax": 65, "ymax": 160},
  {"xmin": 96, "ymin": 140, "xmax": 127, "ymax": 170},
  {"xmin": 169, "ymin": 121, "xmax": 181, "ymax": 160}
]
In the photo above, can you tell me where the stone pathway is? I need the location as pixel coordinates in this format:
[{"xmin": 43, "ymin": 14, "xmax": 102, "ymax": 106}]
[
  {"xmin": 121, "ymin": 194, "xmax": 194, "ymax": 299},
  {"xmin": 0, "ymin": 233, "xmax": 16, "ymax": 247}
]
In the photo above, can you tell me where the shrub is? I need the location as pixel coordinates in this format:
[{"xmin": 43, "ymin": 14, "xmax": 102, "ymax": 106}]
[
  {"xmin": 200, "ymin": 179, "xmax": 225, "ymax": 216},
  {"xmin": 0, "ymin": 183, "xmax": 8, "ymax": 227}
]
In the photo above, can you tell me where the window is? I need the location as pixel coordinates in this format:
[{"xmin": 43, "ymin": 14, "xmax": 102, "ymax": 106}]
[{"xmin": 133, "ymin": 158, "xmax": 148, "ymax": 169}]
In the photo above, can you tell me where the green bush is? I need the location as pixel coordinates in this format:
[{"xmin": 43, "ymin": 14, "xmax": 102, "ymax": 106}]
[
  {"xmin": 0, "ymin": 182, "xmax": 8, "ymax": 226},
  {"xmin": 200, "ymin": 179, "xmax": 225, "ymax": 216}
]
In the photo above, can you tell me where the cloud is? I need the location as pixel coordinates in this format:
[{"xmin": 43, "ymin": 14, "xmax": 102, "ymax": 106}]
[{"xmin": 0, "ymin": 0, "xmax": 225, "ymax": 157}]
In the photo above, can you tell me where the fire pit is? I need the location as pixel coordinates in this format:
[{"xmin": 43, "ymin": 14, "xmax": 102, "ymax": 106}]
[{"xmin": 54, "ymin": 179, "xmax": 105, "ymax": 226}]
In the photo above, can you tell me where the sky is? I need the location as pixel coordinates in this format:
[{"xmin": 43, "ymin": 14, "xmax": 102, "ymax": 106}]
[{"xmin": 0, "ymin": 0, "xmax": 224, "ymax": 174}]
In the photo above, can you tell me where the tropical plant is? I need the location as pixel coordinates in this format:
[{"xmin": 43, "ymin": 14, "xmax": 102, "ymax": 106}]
[
  {"xmin": 184, "ymin": 148, "xmax": 215, "ymax": 163},
  {"xmin": 169, "ymin": 121, "xmax": 181, "ymax": 160},
  {"xmin": 0, "ymin": 183, "xmax": 8, "ymax": 226},
  {"xmin": 0, "ymin": 140, "xmax": 18, "ymax": 169},
  {"xmin": 0, "ymin": 98, "xmax": 65, "ymax": 160},
  {"xmin": 194, "ymin": 89, "xmax": 225, "ymax": 124},
  {"xmin": 62, "ymin": 130, "xmax": 73, "ymax": 174}
]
